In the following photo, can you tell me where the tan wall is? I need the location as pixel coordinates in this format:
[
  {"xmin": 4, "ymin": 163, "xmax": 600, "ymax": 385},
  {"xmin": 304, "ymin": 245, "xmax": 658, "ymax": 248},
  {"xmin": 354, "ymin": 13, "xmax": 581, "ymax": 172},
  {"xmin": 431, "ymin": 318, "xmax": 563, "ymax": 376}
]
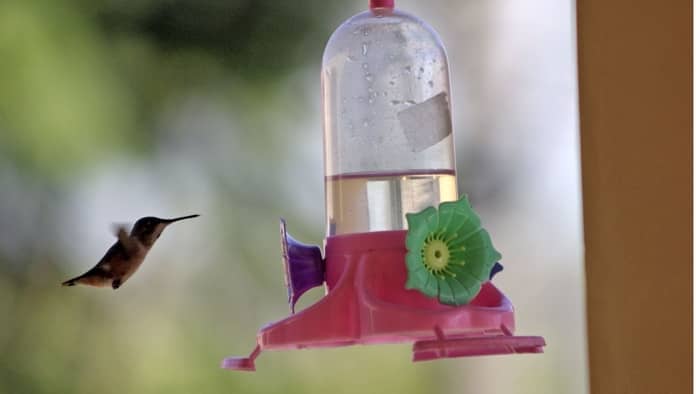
[{"xmin": 577, "ymin": 1, "xmax": 692, "ymax": 393}]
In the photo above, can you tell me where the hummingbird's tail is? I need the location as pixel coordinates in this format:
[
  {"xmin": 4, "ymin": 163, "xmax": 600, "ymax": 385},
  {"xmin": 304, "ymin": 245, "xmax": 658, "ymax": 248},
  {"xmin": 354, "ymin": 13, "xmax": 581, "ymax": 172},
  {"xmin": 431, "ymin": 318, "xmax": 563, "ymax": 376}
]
[{"xmin": 61, "ymin": 276, "xmax": 81, "ymax": 287}]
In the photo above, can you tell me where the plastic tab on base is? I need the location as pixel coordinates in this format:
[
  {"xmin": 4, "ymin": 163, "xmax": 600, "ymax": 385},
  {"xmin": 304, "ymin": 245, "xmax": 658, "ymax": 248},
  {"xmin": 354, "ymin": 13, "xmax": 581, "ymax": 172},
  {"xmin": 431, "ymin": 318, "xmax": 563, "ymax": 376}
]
[{"xmin": 412, "ymin": 335, "xmax": 545, "ymax": 361}]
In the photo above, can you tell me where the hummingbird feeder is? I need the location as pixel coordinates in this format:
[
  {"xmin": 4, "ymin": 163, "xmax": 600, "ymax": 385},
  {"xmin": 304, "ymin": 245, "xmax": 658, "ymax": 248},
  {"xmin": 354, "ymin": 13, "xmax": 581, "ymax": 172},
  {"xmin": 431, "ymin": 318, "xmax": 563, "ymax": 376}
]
[{"xmin": 222, "ymin": 0, "xmax": 545, "ymax": 371}]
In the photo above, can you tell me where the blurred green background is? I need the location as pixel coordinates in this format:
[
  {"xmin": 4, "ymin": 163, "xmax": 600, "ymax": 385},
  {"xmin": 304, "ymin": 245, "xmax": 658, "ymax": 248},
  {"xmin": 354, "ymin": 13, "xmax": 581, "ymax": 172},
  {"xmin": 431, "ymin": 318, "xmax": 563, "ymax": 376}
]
[{"xmin": 0, "ymin": 0, "xmax": 586, "ymax": 393}]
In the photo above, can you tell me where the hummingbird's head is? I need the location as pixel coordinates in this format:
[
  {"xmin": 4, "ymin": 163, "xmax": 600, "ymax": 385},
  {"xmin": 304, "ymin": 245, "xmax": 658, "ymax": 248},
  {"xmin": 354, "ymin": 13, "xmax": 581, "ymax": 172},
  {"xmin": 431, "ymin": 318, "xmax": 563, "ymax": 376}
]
[{"xmin": 131, "ymin": 214, "xmax": 199, "ymax": 246}]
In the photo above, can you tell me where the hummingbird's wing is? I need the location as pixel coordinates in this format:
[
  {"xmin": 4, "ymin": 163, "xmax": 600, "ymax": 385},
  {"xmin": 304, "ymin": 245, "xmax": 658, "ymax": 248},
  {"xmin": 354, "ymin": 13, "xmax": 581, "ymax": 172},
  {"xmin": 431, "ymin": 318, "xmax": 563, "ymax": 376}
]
[{"xmin": 113, "ymin": 224, "xmax": 141, "ymax": 256}]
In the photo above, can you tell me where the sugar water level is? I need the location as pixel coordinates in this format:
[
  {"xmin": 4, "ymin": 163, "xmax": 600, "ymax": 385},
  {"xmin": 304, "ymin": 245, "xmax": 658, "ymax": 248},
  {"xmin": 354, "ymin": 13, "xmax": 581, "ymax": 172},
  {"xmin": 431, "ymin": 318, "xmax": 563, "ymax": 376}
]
[{"xmin": 325, "ymin": 170, "xmax": 457, "ymax": 236}]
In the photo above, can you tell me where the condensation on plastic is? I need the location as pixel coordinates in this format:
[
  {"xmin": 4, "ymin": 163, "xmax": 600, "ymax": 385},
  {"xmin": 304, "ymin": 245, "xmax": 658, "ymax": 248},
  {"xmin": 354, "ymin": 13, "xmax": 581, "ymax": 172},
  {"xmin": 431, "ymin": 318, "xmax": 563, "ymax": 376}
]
[{"xmin": 322, "ymin": 8, "xmax": 456, "ymax": 177}]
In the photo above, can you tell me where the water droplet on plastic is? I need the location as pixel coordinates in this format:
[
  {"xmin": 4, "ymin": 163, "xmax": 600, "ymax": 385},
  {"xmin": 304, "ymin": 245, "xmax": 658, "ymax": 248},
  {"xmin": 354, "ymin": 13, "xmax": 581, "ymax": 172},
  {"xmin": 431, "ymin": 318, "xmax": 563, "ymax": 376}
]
[
  {"xmin": 404, "ymin": 66, "xmax": 411, "ymax": 73},
  {"xmin": 389, "ymin": 80, "xmax": 396, "ymax": 86},
  {"xmin": 362, "ymin": 43, "xmax": 368, "ymax": 55},
  {"xmin": 365, "ymin": 74, "xmax": 373, "ymax": 82},
  {"xmin": 419, "ymin": 67, "xmax": 424, "ymax": 73},
  {"xmin": 428, "ymin": 80, "xmax": 434, "ymax": 87},
  {"xmin": 362, "ymin": 63, "xmax": 369, "ymax": 69}
]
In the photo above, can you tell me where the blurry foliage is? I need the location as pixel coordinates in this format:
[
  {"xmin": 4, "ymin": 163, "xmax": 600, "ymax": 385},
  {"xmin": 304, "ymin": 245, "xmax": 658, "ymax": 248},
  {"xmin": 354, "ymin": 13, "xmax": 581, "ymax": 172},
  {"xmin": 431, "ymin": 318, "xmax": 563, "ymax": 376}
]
[
  {"xmin": 0, "ymin": 0, "xmax": 132, "ymax": 177},
  {"xmin": 98, "ymin": 0, "xmax": 335, "ymax": 80},
  {"xmin": 0, "ymin": 0, "xmax": 346, "ymax": 178}
]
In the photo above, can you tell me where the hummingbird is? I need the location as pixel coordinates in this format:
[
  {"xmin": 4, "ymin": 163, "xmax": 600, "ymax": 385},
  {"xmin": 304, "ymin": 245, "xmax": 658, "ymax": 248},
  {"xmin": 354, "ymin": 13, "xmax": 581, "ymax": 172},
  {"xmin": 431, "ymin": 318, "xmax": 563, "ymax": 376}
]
[{"xmin": 62, "ymin": 214, "xmax": 200, "ymax": 289}]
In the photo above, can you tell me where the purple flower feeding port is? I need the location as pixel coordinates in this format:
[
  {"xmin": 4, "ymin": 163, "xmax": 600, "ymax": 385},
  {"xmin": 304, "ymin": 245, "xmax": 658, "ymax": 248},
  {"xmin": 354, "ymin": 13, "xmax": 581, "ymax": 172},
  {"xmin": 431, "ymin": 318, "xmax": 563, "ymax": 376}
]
[
  {"xmin": 490, "ymin": 262, "xmax": 504, "ymax": 279},
  {"xmin": 280, "ymin": 219, "xmax": 325, "ymax": 313}
]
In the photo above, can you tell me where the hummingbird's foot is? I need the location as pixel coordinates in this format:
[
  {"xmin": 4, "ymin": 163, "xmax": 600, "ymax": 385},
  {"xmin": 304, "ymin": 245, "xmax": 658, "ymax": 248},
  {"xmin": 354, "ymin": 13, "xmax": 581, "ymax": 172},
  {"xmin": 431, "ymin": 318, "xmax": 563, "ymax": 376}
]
[{"xmin": 111, "ymin": 279, "xmax": 122, "ymax": 289}]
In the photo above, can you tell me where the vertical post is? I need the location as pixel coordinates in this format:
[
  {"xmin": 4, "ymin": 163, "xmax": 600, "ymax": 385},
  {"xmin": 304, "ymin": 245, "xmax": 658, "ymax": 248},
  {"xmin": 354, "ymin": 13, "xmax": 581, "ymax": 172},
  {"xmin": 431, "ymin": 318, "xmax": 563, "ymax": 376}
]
[{"xmin": 577, "ymin": 1, "xmax": 691, "ymax": 393}]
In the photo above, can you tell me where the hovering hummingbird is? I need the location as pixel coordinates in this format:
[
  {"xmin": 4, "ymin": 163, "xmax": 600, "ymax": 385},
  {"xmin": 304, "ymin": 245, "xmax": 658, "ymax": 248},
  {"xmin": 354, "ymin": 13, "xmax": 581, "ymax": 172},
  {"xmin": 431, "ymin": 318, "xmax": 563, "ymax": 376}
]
[{"xmin": 62, "ymin": 214, "xmax": 200, "ymax": 289}]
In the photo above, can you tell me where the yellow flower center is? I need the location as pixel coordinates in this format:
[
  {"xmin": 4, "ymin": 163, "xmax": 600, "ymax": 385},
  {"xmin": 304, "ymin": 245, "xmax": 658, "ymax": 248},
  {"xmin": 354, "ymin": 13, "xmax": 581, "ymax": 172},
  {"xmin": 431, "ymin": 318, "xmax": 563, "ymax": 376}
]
[{"xmin": 422, "ymin": 234, "xmax": 451, "ymax": 273}]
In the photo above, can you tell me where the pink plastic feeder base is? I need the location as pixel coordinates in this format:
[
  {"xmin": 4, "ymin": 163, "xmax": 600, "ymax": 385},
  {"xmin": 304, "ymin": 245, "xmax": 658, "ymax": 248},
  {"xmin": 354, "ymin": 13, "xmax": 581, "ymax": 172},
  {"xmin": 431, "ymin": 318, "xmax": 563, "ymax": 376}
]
[
  {"xmin": 412, "ymin": 326, "xmax": 545, "ymax": 361},
  {"xmin": 222, "ymin": 231, "xmax": 544, "ymax": 371},
  {"xmin": 221, "ymin": 345, "xmax": 260, "ymax": 371}
]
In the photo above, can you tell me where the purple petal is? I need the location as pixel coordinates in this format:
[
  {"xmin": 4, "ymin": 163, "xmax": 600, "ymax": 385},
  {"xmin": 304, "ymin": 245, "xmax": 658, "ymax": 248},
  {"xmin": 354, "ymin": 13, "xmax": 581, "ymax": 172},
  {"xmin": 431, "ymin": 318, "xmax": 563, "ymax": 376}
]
[
  {"xmin": 280, "ymin": 219, "xmax": 325, "ymax": 313},
  {"xmin": 489, "ymin": 262, "xmax": 503, "ymax": 279}
]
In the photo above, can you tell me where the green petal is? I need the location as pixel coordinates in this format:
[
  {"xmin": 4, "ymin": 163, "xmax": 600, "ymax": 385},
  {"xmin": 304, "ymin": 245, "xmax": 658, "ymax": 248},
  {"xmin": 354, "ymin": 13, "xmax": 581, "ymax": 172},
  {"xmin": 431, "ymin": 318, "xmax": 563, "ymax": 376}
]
[
  {"xmin": 421, "ymin": 275, "xmax": 439, "ymax": 298},
  {"xmin": 450, "ymin": 196, "xmax": 482, "ymax": 237},
  {"xmin": 405, "ymin": 251, "xmax": 424, "ymax": 271},
  {"xmin": 444, "ymin": 276, "xmax": 474, "ymax": 305},
  {"xmin": 437, "ymin": 277, "xmax": 457, "ymax": 305},
  {"xmin": 425, "ymin": 208, "xmax": 439, "ymax": 231},
  {"xmin": 447, "ymin": 249, "xmax": 468, "ymax": 262},
  {"xmin": 405, "ymin": 268, "xmax": 429, "ymax": 290},
  {"xmin": 465, "ymin": 256, "xmax": 495, "ymax": 281},
  {"xmin": 406, "ymin": 205, "xmax": 438, "ymax": 230},
  {"xmin": 449, "ymin": 262, "xmax": 483, "ymax": 286},
  {"xmin": 461, "ymin": 232, "xmax": 500, "ymax": 280},
  {"xmin": 462, "ymin": 229, "xmax": 497, "ymax": 249},
  {"xmin": 405, "ymin": 206, "xmax": 438, "ymax": 251},
  {"xmin": 436, "ymin": 198, "xmax": 462, "ymax": 234},
  {"xmin": 451, "ymin": 272, "xmax": 483, "ymax": 301}
]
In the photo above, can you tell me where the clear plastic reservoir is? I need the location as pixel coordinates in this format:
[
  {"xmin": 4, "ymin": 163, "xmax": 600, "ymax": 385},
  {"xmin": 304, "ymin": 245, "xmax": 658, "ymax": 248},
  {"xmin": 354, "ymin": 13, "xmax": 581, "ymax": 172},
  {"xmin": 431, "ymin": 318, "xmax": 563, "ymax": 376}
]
[{"xmin": 323, "ymin": 2, "xmax": 458, "ymax": 236}]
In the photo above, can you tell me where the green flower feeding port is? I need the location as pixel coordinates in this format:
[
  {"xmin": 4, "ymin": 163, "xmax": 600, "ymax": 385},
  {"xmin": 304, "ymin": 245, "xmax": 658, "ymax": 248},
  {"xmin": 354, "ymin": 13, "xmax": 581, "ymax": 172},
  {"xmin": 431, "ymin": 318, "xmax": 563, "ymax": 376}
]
[
  {"xmin": 222, "ymin": 0, "xmax": 545, "ymax": 371},
  {"xmin": 405, "ymin": 196, "xmax": 501, "ymax": 306}
]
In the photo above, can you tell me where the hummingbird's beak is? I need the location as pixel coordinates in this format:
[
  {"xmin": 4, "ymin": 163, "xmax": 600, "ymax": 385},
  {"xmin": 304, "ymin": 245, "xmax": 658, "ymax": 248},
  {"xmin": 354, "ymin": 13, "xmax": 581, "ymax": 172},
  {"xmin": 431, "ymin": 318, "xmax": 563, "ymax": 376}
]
[{"xmin": 162, "ymin": 214, "xmax": 200, "ymax": 224}]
